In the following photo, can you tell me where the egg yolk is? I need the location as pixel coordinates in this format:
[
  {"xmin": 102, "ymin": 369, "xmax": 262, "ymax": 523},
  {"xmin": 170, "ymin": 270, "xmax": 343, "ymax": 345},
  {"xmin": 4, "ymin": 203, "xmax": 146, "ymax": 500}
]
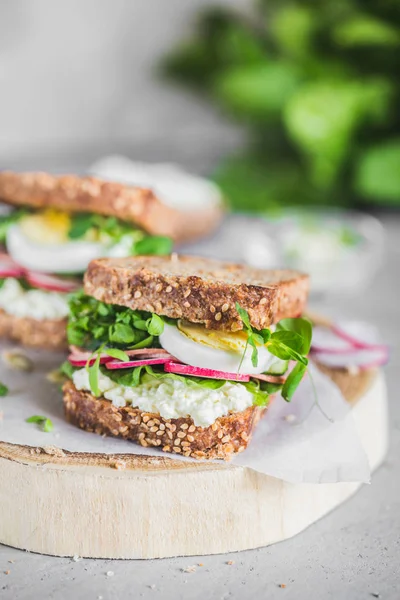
[
  {"xmin": 178, "ymin": 320, "xmax": 249, "ymax": 353},
  {"xmin": 19, "ymin": 209, "xmax": 71, "ymax": 244}
]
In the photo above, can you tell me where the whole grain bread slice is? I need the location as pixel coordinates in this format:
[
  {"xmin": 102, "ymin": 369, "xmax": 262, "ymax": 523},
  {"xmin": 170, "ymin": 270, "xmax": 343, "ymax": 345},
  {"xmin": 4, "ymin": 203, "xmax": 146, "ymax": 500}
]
[
  {"xmin": 0, "ymin": 171, "xmax": 223, "ymax": 243},
  {"xmin": 62, "ymin": 363, "xmax": 377, "ymax": 460},
  {"xmin": 84, "ymin": 255, "xmax": 309, "ymax": 330},
  {"xmin": 0, "ymin": 309, "xmax": 67, "ymax": 350},
  {"xmin": 63, "ymin": 380, "xmax": 266, "ymax": 461}
]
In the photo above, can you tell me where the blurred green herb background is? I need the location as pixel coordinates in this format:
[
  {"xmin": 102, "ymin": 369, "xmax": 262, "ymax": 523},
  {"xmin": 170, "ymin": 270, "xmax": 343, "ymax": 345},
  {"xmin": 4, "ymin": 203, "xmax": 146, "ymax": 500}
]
[{"xmin": 162, "ymin": 0, "xmax": 400, "ymax": 211}]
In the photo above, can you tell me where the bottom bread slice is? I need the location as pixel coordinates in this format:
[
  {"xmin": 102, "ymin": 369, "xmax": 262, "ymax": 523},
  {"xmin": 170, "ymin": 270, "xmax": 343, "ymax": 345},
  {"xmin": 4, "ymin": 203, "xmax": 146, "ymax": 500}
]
[
  {"xmin": 0, "ymin": 309, "xmax": 67, "ymax": 350},
  {"xmin": 63, "ymin": 380, "xmax": 267, "ymax": 460}
]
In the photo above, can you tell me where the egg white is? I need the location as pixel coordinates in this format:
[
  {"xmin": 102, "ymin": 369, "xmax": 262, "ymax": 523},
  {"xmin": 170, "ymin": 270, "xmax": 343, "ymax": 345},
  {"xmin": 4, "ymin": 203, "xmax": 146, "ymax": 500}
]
[
  {"xmin": 159, "ymin": 323, "xmax": 278, "ymax": 375},
  {"xmin": 7, "ymin": 224, "xmax": 107, "ymax": 274}
]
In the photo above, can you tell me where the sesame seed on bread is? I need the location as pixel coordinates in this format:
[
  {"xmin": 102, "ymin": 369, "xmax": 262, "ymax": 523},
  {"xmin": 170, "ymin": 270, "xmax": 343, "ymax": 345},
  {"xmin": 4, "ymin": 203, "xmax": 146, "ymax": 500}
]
[
  {"xmin": 84, "ymin": 255, "xmax": 309, "ymax": 331},
  {"xmin": 0, "ymin": 171, "xmax": 223, "ymax": 243},
  {"xmin": 0, "ymin": 309, "xmax": 67, "ymax": 350},
  {"xmin": 62, "ymin": 380, "xmax": 266, "ymax": 460}
]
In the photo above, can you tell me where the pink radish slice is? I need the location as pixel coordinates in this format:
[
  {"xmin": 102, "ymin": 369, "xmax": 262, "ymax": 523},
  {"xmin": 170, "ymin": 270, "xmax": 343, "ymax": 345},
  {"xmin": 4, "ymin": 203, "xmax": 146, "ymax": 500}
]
[
  {"xmin": 332, "ymin": 320, "xmax": 386, "ymax": 350},
  {"xmin": 106, "ymin": 357, "xmax": 172, "ymax": 370},
  {"xmin": 68, "ymin": 354, "xmax": 114, "ymax": 367},
  {"xmin": 311, "ymin": 347, "xmax": 389, "ymax": 370},
  {"xmin": 311, "ymin": 325, "xmax": 355, "ymax": 354},
  {"xmin": 0, "ymin": 266, "xmax": 26, "ymax": 279},
  {"xmin": 69, "ymin": 347, "xmax": 173, "ymax": 360},
  {"xmin": 26, "ymin": 272, "xmax": 80, "ymax": 293},
  {"xmin": 164, "ymin": 361, "xmax": 250, "ymax": 382}
]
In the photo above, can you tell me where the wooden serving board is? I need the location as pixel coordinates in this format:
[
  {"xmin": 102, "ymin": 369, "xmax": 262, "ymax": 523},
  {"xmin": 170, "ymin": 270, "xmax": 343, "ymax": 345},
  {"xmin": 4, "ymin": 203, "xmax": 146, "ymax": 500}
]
[{"xmin": 0, "ymin": 369, "xmax": 388, "ymax": 559}]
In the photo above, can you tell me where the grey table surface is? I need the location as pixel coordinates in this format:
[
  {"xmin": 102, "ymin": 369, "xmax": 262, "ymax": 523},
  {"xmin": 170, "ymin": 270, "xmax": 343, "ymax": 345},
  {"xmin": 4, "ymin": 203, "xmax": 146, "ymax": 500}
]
[{"xmin": 0, "ymin": 214, "xmax": 399, "ymax": 600}]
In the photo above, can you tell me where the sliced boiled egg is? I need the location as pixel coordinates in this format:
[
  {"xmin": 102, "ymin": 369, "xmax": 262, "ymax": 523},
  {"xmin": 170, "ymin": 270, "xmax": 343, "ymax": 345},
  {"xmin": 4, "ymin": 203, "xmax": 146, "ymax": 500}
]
[
  {"xmin": 7, "ymin": 222, "xmax": 107, "ymax": 274},
  {"xmin": 159, "ymin": 321, "xmax": 278, "ymax": 375},
  {"xmin": 18, "ymin": 209, "xmax": 72, "ymax": 244}
]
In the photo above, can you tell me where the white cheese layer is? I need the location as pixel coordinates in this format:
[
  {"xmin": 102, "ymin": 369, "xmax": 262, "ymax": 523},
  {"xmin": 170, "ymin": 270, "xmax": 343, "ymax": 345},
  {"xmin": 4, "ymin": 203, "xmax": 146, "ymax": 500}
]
[
  {"xmin": 72, "ymin": 368, "xmax": 254, "ymax": 428},
  {"xmin": 0, "ymin": 278, "xmax": 69, "ymax": 320}
]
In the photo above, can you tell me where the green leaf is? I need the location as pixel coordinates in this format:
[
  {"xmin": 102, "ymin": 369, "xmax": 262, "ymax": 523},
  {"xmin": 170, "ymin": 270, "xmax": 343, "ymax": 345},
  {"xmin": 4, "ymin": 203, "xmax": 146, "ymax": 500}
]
[
  {"xmin": 68, "ymin": 213, "xmax": 95, "ymax": 239},
  {"xmin": 282, "ymin": 362, "xmax": 307, "ymax": 402},
  {"xmin": 268, "ymin": 340, "xmax": 308, "ymax": 365},
  {"xmin": 260, "ymin": 329, "xmax": 271, "ymax": 343},
  {"xmin": 271, "ymin": 5, "xmax": 315, "ymax": 58},
  {"xmin": 333, "ymin": 15, "xmax": 400, "ymax": 47},
  {"xmin": 109, "ymin": 323, "xmax": 136, "ymax": 345},
  {"xmin": 271, "ymin": 330, "xmax": 305, "ymax": 353},
  {"xmin": 284, "ymin": 82, "xmax": 365, "ymax": 188},
  {"xmin": 248, "ymin": 336, "xmax": 259, "ymax": 368},
  {"xmin": 43, "ymin": 418, "xmax": 54, "ymax": 433},
  {"xmin": 103, "ymin": 348, "xmax": 130, "ymax": 362},
  {"xmin": 60, "ymin": 360, "xmax": 77, "ymax": 379},
  {"xmin": 355, "ymin": 139, "xmax": 400, "ymax": 204},
  {"xmin": 147, "ymin": 314, "xmax": 165, "ymax": 337},
  {"xmin": 214, "ymin": 62, "xmax": 301, "ymax": 120},
  {"xmin": 130, "ymin": 335, "xmax": 154, "ymax": 350},
  {"xmin": 0, "ymin": 208, "xmax": 28, "ymax": 243},
  {"xmin": 0, "ymin": 381, "xmax": 8, "ymax": 396},
  {"xmin": 235, "ymin": 302, "xmax": 251, "ymax": 330},
  {"xmin": 88, "ymin": 352, "xmax": 102, "ymax": 397},
  {"xmin": 67, "ymin": 291, "xmax": 171, "ymax": 351},
  {"xmin": 26, "ymin": 415, "xmax": 54, "ymax": 432},
  {"xmin": 134, "ymin": 236, "xmax": 173, "ymax": 256},
  {"xmin": 275, "ymin": 317, "xmax": 312, "ymax": 354}
]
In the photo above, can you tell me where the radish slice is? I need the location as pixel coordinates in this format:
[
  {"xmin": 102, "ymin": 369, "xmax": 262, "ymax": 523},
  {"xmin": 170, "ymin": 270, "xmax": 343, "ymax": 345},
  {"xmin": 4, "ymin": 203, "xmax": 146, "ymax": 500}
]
[
  {"xmin": 69, "ymin": 346, "xmax": 173, "ymax": 360},
  {"xmin": 106, "ymin": 357, "xmax": 172, "ymax": 370},
  {"xmin": 332, "ymin": 320, "xmax": 386, "ymax": 350},
  {"xmin": 311, "ymin": 347, "xmax": 389, "ymax": 371},
  {"xmin": 26, "ymin": 272, "xmax": 80, "ymax": 293},
  {"xmin": 164, "ymin": 361, "xmax": 250, "ymax": 382},
  {"xmin": 0, "ymin": 266, "xmax": 26, "ymax": 279},
  {"xmin": 311, "ymin": 326, "xmax": 354, "ymax": 354},
  {"xmin": 68, "ymin": 354, "xmax": 114, "ymax": 368},
  {"xmin": 0, "ymin": 253, "xmax": 25, "ymax": 278}
]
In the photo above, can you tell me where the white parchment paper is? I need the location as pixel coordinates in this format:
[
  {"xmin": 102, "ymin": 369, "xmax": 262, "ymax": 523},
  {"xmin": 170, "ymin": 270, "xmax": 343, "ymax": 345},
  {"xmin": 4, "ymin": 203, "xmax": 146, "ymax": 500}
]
[{"xmin": 0, "ymin": 342, "xmax": 371, "ymax": 484}]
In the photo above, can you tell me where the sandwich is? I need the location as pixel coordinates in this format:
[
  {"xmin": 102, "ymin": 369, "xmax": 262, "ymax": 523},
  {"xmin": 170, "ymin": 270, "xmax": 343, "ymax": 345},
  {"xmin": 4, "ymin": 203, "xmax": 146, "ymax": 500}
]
[
  {"xmin": 0, "ymin": 171, "xmax": 223, "ymax": 349},
  {"xmin": 62, "ymin": 255, "xmax": 311, "ymax": 459}
]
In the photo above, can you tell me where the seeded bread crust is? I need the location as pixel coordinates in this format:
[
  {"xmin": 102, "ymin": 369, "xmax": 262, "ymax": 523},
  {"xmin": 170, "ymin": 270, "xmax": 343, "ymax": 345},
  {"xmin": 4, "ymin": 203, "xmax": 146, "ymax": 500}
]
[
  {"xmin": 63, "ymin": 380, "xmax": 266, "ymax": 460},
  {"xmin": 0, "ymin": 171, "xmax": 223, "ymax": 243},
  {"xmin": 62, "ymin": 363, "xmax": 374, "ymax": 461},
  {"xmin": 0, "ymin": 309, "xmax": 67, "ymax": 350},
  {"xmin": 84, "ymin": 255, "xmax": 309, "ymax": 331}
]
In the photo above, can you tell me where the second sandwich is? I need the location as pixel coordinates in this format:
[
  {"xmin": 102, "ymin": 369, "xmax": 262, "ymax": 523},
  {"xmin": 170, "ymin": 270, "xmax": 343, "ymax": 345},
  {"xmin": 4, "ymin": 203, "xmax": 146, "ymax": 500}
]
[{"xmin": 62, "ymin": 255, "xmax": 311, "ymax": 459}]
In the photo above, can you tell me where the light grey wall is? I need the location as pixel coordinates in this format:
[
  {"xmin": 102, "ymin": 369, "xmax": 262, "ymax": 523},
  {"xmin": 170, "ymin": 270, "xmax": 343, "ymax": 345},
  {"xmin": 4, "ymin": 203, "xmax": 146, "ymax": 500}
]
[{"xmin": 0, "ymin": 0, "xmax": 245, "ymax": 166}]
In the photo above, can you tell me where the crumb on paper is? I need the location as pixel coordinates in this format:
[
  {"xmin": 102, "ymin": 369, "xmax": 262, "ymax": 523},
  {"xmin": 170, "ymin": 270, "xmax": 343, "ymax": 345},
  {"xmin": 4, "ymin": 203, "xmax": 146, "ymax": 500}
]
[
  {"xmin": 284, "ymin": 414, "xmax": 297, "ymax": 423},
  {"xmin": 112, "ymin": 460, "xmax": 126, "ymax": 471},
  {"xmin": 182, "ymin": 565, "xmax": 197, "ymax": 573},
  {"xmin": 106, "ymin": 571, "xmax": 114, "ymax": 577},
  {"xmin": 371, "ymin": 594, "xmax": 380, "ymax": 599},
  {"xmin": 4, "ymin": 570, "xmax": 10, "ymax": 575},
  {"xmin": 8, "ymin": 560, "xmax": 14, "ymax": 564},
  {"xmin": 148, "ymin": 584, "xmax": 156, "ymax": 590},
  {"xmin": 46, "ymin": 369, "xmax": 66, "ymax": 384},
  {"xmin": 279, "ymin": 584, "xmax": 286, "ymax": 588},
  {"xmin": 198, "ymin": 563, "xmax": 204, "ymax": 567},
  {"xmin": 2, "ymin": 350, "xmax": 34, "ymax": 372},
  {"xmin": 72, "ymin": 555, "xmax": 82, "ymax": 562},
  {"xmin": 226, "ymin": 560, "xmax": 235, "ymax": 565}
]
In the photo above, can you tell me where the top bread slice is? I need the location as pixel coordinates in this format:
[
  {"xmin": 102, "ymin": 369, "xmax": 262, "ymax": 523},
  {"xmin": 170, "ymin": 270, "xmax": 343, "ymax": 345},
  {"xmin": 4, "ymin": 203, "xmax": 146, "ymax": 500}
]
[
  {"xmin": 84, "ymin": 255, "xmax": 309, "ymax": 331},
  {"xmin": 0, "ymin": 171, "xmax": 223, "ymax": 243}
]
